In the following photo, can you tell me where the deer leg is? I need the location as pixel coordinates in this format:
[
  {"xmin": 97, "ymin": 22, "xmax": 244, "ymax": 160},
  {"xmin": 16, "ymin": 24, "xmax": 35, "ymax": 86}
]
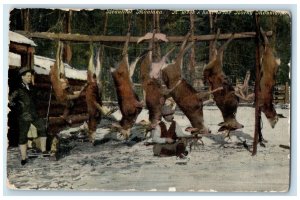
[
  {"xmin": 160, "ymin": 80, "xmax": 182, "ymax": 96},
  {"xmin": 258, "ymin": 131, "xmax": 267, "ymax": 147},
  {"xmin": 260, "ymin": 27, "xmax": 269, "ymax": 45},
  {"xmin": 223, "ymin": 130, "xmax": 231, "ymax": 141},
  {"xmin": 234, "ymin": 92, "xmax": 248, "ymax": 101},
  {"xmin": 197, "ymin": 86, "xmax": 223, "ymax": 99},
  {"xmin": 93, "ymin": 101, "xmax": 115, "ymax": 116},
  {"xmin": 218, "ymin": 33, "xmax": 235, "ymax": 53}
]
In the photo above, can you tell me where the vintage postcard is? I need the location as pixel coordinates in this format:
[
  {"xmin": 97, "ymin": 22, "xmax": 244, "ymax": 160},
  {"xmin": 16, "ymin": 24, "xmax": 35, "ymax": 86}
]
[{"xmin": 6, "ymin": 8, "xmax": 291, "ymax": 192}]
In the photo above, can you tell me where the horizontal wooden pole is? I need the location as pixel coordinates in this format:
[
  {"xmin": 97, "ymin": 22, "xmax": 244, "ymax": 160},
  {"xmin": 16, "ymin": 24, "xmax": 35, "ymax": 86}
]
[
  {"xmin": 35, "ymin": 83, "xmax": 87, "ymax": 92},
  {"xmin": 49, "ymin": 114, "xmax": 88, "ymax": 126},
  {"xmin": 16, "ymin": 30, "xmax": 273, "ymax": 43}
]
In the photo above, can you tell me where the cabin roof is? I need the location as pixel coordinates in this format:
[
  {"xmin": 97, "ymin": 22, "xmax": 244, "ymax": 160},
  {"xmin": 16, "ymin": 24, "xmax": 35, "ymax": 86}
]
[
  {"xmin": 34, "ymin": 55, "xmax": 87, "ymax": 80},
  {"xmin": 9, "ymin": 31, "xmax": 37, "ymax": 46},
  {"xmin": 9, "ymin": 53, "xmax": 87, "ymax": 80}
]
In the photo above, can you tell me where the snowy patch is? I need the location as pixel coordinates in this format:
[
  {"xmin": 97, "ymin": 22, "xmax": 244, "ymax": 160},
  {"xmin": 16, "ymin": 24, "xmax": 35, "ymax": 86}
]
[
  {"xmin": 9, "ymin": 31, "xmax": 37, "ymax": 46},
  {"xmin": 34, "ymin": 55, "xmax": 87, "ymax": 80},
  {"xmin": 6, "ymin": 106, "xmax": 290, "ymax": 191},
  {"xmin": 9, "ymin": 52, "xmax": 21, "ymax": 67},
  {"xmin": 9, "ymin": 53, "xmax": 87, "ymax": 80}
]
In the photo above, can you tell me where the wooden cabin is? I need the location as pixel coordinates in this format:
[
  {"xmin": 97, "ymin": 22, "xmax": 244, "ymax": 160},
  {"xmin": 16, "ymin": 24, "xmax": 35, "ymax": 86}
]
[{"xmin": 8, "ymin": 31, "xmax": 88, "ymax": 147}]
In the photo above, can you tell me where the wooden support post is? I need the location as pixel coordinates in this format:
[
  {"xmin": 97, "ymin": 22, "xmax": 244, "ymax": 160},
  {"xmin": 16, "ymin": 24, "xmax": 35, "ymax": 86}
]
[
  {"xmin": 21, "ymin": 53, "xmax": 28, "ymax": 68},
  {"xmin": 28, "ymin": 47, "xmax": 34, "ymax": 68},
  {"xmin": 20, "ymin": 46, "xmax": 35, "ymax": 68},
  {"xmin": 252, "ymin": 12, "xmax": 262, "ymax": 156}
]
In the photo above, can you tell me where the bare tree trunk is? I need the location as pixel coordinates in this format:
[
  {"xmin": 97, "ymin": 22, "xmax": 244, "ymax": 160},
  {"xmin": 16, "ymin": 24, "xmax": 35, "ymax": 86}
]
[
  {"xmin": 21, "ymin": 9, "xmax": 30, "ymax": 32},
  {"xmin": 155, "ymin": 13, "xmax": 161, "ymax": 60},
  {"xmin": 100, "ymin": 12, "xmax": 108, "ymax": 66},
  {"xmin": 65, "ymin": 11, "xmax": 72, "ymax": 33},
  {"xmin": 270, "ymin": 15, "xmax": 278, "ymax": 47},
  {"xmin": 189, "ymin": 12, "xmax": 196, "ymax": 85},
  {"xmin": 101, "ymin": 12, "xmax": 108, "ymax": 100},
  {"xmin": 63, "ymin": 10, "xmax": 72, "ymax": 64},
  {"xmin": 144, "ymin": 14, "xmax": 147, "ymax": 34},
  {"xmin": 209, "ymin": 12, "xmax": 216, "ymax": 61}
]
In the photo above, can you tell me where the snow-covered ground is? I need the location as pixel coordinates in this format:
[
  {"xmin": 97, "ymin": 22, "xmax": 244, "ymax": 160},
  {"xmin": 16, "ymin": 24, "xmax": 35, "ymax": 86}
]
[{"xmin": 6, "ymin": 106, "xmax": 290, "ymax": 192}]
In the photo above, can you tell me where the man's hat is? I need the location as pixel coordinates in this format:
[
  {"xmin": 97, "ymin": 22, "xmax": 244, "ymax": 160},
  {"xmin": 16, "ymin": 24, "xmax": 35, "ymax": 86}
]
[
  {"xmin": 19, "ymin": 67, "xmax": 34, "ymax": 76},
  {"xmin": 161, "ymin": 105, "xmax": 175, "ymax": 116}
]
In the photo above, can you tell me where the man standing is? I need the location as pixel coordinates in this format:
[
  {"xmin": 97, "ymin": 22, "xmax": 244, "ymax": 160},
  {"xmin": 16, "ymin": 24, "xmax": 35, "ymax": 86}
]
[
  {"xmin": 13, "ymin": 67, "xmax": 48, "ymax": 165},
  {"xmin": 151, "ymin": 105, "xmax": 194, "ymax": 158}
]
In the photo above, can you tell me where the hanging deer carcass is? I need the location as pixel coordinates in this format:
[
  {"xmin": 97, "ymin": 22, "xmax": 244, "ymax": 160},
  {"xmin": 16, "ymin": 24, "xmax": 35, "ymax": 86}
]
[
  {"xmin": 49, "ymin": 41, "xmax": 69, "ymax": 103},
  {"xmin": 161, "ymin": 32, "xmax": 211, "ymax": 135},
  {"xmin": 49, "ymin": 41, "xmax": 87, "ymax": 123},
  {"xmin": 142, "ymin": 50, "xmax": 178, "ymax": 126},
  {"xmin": 203, "ymin": 32, "xmax": 244, "ymax": 136},
  {"xmin": 85, "ymin": 46, "xmax": 104, "ymax": 144},
  {"xmin": 149, "ymin": 46, "xmax": 175, "ymax": 79},
  {"xmin": 111, "ymin": 33, "xmax": 143, "ymax": 139},
  {"xmin": 139, "ymin": 31, "xmax": 178, "ymax": 127},
  {"xmin": 258, "ymin": 28, "xmax": 280, "ymax": 128}
]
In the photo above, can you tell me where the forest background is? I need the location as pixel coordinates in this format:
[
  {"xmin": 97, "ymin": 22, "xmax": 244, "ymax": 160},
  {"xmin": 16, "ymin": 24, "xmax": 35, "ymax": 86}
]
[{"xmin": 9, "ymin": 9, "xmax": 291, "ymax": 100}]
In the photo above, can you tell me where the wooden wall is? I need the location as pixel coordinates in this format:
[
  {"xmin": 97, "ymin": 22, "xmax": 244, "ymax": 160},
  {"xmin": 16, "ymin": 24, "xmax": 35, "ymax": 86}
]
[
  {"xmin": 7, "ymin": 71, "xmax": 89, "ymax": 146},
  {"xmin": 34, "ymin": 74, "xmax": 88, "ymax": 134}
]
